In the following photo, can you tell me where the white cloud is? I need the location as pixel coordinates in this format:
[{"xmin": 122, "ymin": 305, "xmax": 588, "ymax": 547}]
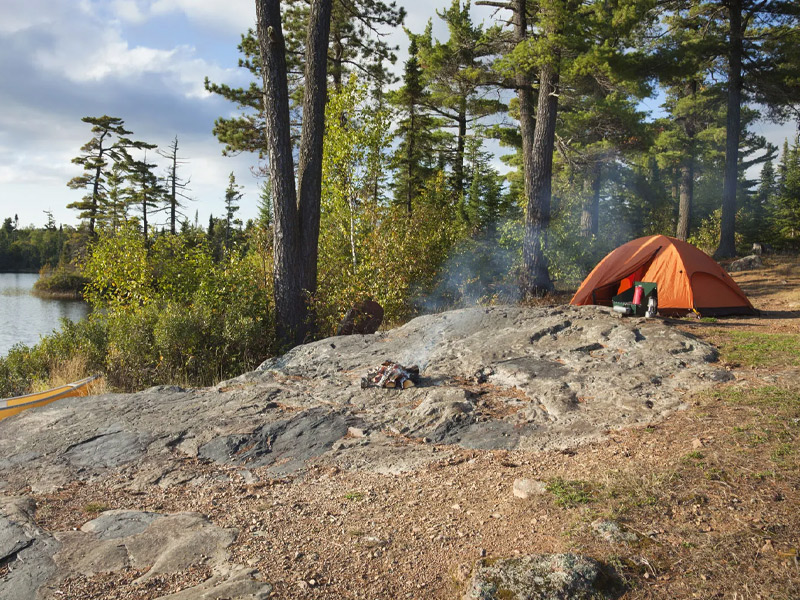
[
  {"xmin": 116, "ymin": 0, "xmax": 256, "ymax": 34},
  {"xmin": 110, "ymin": 0, "xmax": 150, "ymax": 24}
]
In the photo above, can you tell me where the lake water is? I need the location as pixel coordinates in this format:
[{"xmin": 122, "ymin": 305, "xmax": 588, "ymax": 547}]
[{"xmin": 0, "ymin": 273, "xmax": 90, "ymax": 357}]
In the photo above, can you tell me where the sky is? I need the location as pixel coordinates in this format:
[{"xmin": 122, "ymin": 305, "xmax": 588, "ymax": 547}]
[{"xmin": 0, "ymin": 0, "xmax": 796, "ymax": 230}]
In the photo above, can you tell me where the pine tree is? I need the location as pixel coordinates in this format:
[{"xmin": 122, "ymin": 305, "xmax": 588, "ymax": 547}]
[
  {"xmin": 67, "ymin": 116, "xmax": 152, "ymax": 235},
  {"xmin": 464, "ymin": 143, "xmax": 510, "ymax": 235},
  {"xmin": 414, "ymin": 1, "xmax": 504, "ymax": 200},
  {"xmin": 158, "ymin": 136, "xmax": 192, "ymax": 235},
  {"xmin": 102, "ymin": 162, "xmax": 129, "ymax": 233},
  {"xmin": 256, "ymin": 0, "xmax": 332, "ymax": 347},
  {"xmin": 125, "ymin": 152, "xmax": 163, "ymax": 245},
  {"xmin": 773, "ymin": 135, "xmax": 800, "ymax": 246},
  {"xmin": 389, "ymin": 37, "xmax": 444, "ymax": 214},
  {"xmin": 480, "ymin": 0, "xmax": 653, "ymax": 296},
  {"xmin": 285, "ymin": 0, "xmax": 405, "ymax": 93},
  {"xmin": 224, "ymin": 172, "xmax": 243, "ymax": 251},
  {"xmin": 673, "ymin": 0, "xmax": 800, "ymax": 257},
  {"xmin": 743, "ymin": 158, "xmax": 778, "ymax": 243},
  {"xmin": 205, "ymin": 1, "xmax": 404, "ymax": 161}
]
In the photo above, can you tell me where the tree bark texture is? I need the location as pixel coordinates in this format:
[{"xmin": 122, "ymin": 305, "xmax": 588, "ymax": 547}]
[
  {"xmin": 256, "ymin": 0, "xmax": 304, "ymax": 346},
  {"xmin": 716, "ymin": 0, "xmax": 743, "ymax": 258},
  {"xmin": 676, "ymin": 158, "xmax": 694, "ymax": 241},
  {"xmin": 169, "ymin": 150, "xmax": 177, "ymax": 235},
  {"xmin": 512, "ymin": 0, "xmax": 552, "ymax": 298},
  {"xmin": 521, "ymin": 59, "xmax": 558, "ymax": 297},
  {"xmin": 297, "ymin": 0, "xmax": 332, "ymax": 333},
  {"xmin": 580, "ymin": 163, "xmax": 601, "ymax": 238},
  {"xmin": 453, "ymin": 101, "xmax": 467, "ymax": 199},
  {"xmin": 89, "ymin": 160, "xmax": 101, "ymax": 236},
  {"xmin": 676, "ymin": 80, "xmax": 697, "ymax": 242},
  {"xmin": 89, "ymin": 130, "xmax": 108, "ymax": 236}
]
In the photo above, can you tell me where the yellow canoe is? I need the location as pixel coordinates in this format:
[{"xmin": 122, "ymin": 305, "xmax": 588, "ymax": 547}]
[{"xmin": 0, "ymin": 376, "xmax": 98, "ymax": 422}]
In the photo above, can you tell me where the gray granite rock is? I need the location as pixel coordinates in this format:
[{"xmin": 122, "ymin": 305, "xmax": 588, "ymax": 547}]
[
  {"xmin": 0, "ymin": 497, "xmax": 60, "ymax": 600},
  {"xmin": 464, "ymin": 553, "xmax": 622, "ymax": 600},
  {"xmin": 591, "ymin": 520, "xmax": 638, "ymax": 544},
  {"xmin": 0, "ymin": 306, "xmax": 720, "ymax": 493},
  {"xmin": 727, "ymin": 254, "xmax": 763, "ymax": 272}
]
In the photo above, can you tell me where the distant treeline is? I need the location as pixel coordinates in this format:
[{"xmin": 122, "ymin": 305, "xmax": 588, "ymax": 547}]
[{"xmin": 0, "ymin": 216, "xmax": 77, "ymax": 272}]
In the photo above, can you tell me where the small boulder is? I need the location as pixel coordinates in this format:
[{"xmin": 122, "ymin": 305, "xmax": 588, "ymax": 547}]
[
  {"xmin": 512, "ymin": 478, "xmax": 547, "ymax": 500},
  {"xmin": 727, "ymin": 254, "xmax": 763, "ymax": 272},
  {"xmin": 464, "ymin": 553, "xmax": 622, "ymax": 600},
  {"xmin": 591, "ymin": 520, "xmax": 637, "ymax": 544}
]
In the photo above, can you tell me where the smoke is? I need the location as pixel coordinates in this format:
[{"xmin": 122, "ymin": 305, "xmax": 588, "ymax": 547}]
[{"xmin": 414, "ymin": 220, "xmax": 522, "ymax": 314}]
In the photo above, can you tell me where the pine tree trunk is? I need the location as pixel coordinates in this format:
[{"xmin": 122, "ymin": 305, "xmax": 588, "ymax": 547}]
[
  {"xmin": 142, "ymin": 198, "xmax": 148, "ymax": 245},
  {"xmin": 296, "ymin": 0, "xmax": 331, "ymax": 342},
  {"xmin": 406, "ymin": 104, "xmax": 416, "ymax": 216},
  {"xmin": 453, "ymin": 101, "xmax": 467, "ymax": 199},
  {"xmin": 88, "ymin": 133, "xmax": 108, "ymax": 236},
  {"xmin": 331, "ymin": 35, "xmax": 343, "ymax": 92},
  {"xmin": 676, "ymin": 80, "xmax": 697, "ymax": 242},
  {"xmin": 170, "ymin": 153, "xmax": 177, "ymax": 235},
  {"xmin": 716, "ymin": 0, "xmax": 743, "ymax": 259},
  {"xmin": 676, "ymin": 158, "xmax": 694, "ymax": 241},
  {"xmin": 89, "ymin": 161, "xmax": 101, "ymax": 236},
  {"xmin": 256, "ymin": 0, "xmax": 304, "ymax": 346},
  {"xmin": 580, "ymin": 163, "xmax": 601, "ymax": 238},
  {"xmin": 521, "ymin": 59, "xmax": 557, "ymax": 297}
]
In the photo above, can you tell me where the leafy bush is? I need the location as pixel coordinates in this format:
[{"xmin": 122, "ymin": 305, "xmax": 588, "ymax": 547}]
[
  {"xmin": 2, "ymin": 224, "xmax": 275, "ymax": 394},
  {"xmin": 32, "ymin": 265, "xmax": 89, "ymax": 298},
  {"xmin": 0, "ymin": 343, "xmax": 49, "ymax": 397}
]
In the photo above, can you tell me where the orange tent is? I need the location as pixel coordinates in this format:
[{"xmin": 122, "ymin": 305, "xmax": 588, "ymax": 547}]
[{"xmin": 570, "ymin": 235, "xmax": 755, "ymax": 316}]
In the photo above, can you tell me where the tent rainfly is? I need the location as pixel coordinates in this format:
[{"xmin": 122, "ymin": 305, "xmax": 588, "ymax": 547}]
[{"xmin": 570, "ymin": 235, "xmax": 755, "ymax": 316}]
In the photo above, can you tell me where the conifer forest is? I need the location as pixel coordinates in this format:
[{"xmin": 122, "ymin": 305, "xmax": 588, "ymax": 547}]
[{"xmin": 1, "ymin": 0, "xmax": 799, "ymax": 395}]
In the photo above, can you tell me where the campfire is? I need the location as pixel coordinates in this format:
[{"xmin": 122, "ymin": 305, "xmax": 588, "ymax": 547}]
[{"xmin": 361, "ymin": 361, "xmax": 421, "ymax": 389}]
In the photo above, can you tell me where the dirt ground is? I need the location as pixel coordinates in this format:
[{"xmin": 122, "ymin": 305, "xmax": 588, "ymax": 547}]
[{"xmin": 31, "ymin": 255, "xmax": 800, "ymax": 599}]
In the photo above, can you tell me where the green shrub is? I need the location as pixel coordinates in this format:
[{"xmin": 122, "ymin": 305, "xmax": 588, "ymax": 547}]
[
  {"xmin": 0, "ymin": 344, "xmax": 49, "ymax": 397},
  {"xmin": 33, "ymin": 265, "xmax": 89, "ymax": 298}
]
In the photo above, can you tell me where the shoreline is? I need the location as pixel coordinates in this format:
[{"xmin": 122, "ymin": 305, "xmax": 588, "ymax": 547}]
[{"xmin": 30, "ymin": 289, "xmax": 85, "ymax": 301}]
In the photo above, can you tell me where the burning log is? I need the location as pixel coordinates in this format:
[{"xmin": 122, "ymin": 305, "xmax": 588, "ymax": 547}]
[{"xmin": 361, "ymin": 361, "xmax": 421, "ymax": 389}]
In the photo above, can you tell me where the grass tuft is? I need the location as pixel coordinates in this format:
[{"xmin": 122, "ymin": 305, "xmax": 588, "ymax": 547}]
[
  {"xmin": 83, "ymin": 502, "xmax": 109, "ymax": 514},
  {"xmin": 716, "ymin": 331, "xmax": 800, "ymax": 367},
  {"xmin": 546, "ymin": 477, "xmax": 598, "ymax": 508}
]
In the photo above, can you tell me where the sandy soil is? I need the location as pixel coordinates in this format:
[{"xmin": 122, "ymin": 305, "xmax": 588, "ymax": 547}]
[{"xmin": 27, "ymin": 255, "xmax": 800, "ymax": 599}]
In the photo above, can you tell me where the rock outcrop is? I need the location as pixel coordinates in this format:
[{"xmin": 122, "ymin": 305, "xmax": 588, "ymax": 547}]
[{"xmin": 0, "ymin": 305, "xmax": 727, "ymax": 598}]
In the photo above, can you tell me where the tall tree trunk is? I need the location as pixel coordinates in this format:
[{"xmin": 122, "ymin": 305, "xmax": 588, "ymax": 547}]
[
  {"xmin": 676, "ymin": 80, "xmax": 697, "ymax": 242},
  {"xmin": 169, "ymin": 152, "xmax": 177, "ymax": 235},
  {"xmin": 521, "ymin": 59, "xmax": 558, "ymax": 297},
  {"xmin": 256, "ymin": 0, "xmax": 303, "ymax": 346},
  {"xmin": 511, "ymin": 0, "xmax": 551, "ymax": 297},
  {"xmin": 257, "ymin": 0, "xmax": 330, "ymax": 347},
  {"xmin": 88, "ymin": 132, "xmax": 108, "ymax": 236},
  {"xmin": 331, "ymin": 34, "xmax": 343, "ymax": 92},
  {"xmin": 580, "ymin": 163, "xmax": 601, "ymax": 238},
  {"xmin": 89, "ymin": 161, "xmax": 101, "ymax": 236},
  {"xmin": 296, "ymin": 0, "xmax": 331, "ymax": 342},
  {"xmin": 453, "ymin": 100, "xmax": 467, "ymax": 199},
  {"xmin": 142, "ymin": 198, "xmax": 148, "ymax": 245},
  {"xmin": 716, "ymin": 0, "xmax": 743, "ymax": 258},
  {"xmin": 676, "ymin": 158, "xmax": 694, "ymax": 241},
  {"xmin": 406, "ymin": 104, "xmax": 416, "ymax": 215}
]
